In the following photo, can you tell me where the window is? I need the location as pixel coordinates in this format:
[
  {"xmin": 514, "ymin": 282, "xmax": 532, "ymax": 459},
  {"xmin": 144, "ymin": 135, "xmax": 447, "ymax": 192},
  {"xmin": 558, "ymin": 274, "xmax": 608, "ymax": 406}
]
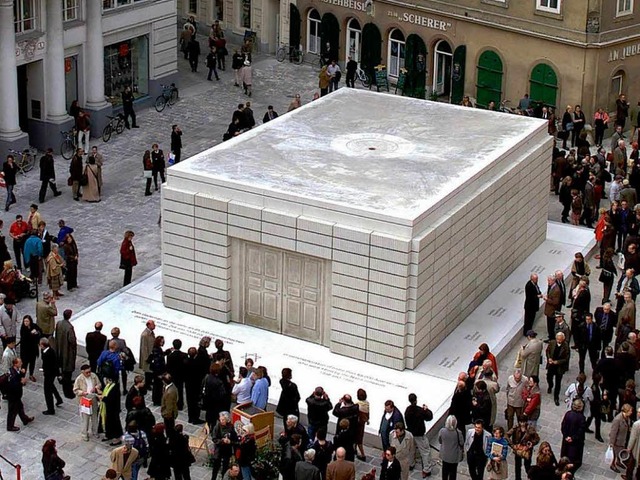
[
  {"xmin": 611, "ymin": 70, "xmax": 624, "ymax": 102},
  {"xmin": 240, "ymin": 0, "xmax": 251, "ymax": 28},
  {"xmin": 387, "ymin": 29, "xmax": 405, "ymax": 77},
  {"xmin": 63, "ymin": 0, "xmax": 79, "ymax": 22},
  {"xmin": 536, "ymin": 0, "xmax": 560, "ymax": 13},
  {"xmin": 617, "ymin": 0, "xmax": 633, "ymax": 15},
  {"xmin": 103, "ymin": 0, "xmax": 147, "ymax": 10},
  {"xmin": 189, "ymin": 0, "xmax": 198, "ymax": 14},
  {"xmin": 307, "ymin": 9, "xmax": 321, "ymax": 54},
  {"xmin": 104, "ymin": 36, "xmax": 149, "ymax": 104},
  {"xmin": 14, "ymin": 0, "xmax": 36, "ymax": 33},
  {"xmin": 346, "ymin": 18, "xmax": 361, "ymax": 63}
]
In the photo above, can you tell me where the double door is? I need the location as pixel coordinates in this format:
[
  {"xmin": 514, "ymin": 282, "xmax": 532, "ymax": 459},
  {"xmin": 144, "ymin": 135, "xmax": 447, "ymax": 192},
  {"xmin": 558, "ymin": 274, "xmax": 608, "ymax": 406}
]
[{"xmin": 243, "ymin": 242, "xmax": 325, "ymax": 344}]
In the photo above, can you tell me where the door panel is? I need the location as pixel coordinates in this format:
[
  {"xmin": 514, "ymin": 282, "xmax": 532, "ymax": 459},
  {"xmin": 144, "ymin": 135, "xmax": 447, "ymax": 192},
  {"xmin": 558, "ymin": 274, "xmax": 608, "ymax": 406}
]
[
  {"xmin": 282, "ymin": 253, "xmax": 323, "ymax": 342},
  {"xmin": 244, "ymin": 244, "xmax": 282, "ymax": 333}
]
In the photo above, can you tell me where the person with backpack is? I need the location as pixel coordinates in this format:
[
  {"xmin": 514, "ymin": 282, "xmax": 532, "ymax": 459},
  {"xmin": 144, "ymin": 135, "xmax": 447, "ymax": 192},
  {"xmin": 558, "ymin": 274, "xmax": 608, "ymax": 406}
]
[
  {"xmin": 124, "ymin": 420, "xmax": 149, "ymax": 480},
  {"xmin": 97, "ymin": 340, "xmax": 123, "ymax": 390},
  {"xmin": 73, "ymin": 364, "xmax": 102, "ymax": 441}
]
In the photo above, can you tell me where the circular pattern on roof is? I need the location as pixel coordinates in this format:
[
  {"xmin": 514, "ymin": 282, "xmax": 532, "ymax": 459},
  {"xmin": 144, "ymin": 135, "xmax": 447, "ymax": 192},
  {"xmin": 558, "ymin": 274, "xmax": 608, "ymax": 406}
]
[{"xmin": 331, "ymin": 133, "xmax": 416, "ymax": 158}]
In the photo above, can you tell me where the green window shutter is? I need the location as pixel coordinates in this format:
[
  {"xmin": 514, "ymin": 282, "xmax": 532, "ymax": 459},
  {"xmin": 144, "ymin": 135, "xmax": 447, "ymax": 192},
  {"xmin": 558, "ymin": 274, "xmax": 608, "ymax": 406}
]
[
  {"xmin": 529, "ymin": 63, "xmax": 558, "ymax": 108},
  {"xmin": 476, "ymin": 50, "xmax": 503, "ymax": 109}
]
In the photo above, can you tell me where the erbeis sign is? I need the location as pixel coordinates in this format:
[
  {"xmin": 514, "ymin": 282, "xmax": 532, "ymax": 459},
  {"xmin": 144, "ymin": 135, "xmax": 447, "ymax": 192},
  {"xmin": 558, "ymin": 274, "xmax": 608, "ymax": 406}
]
[{"xmin": 320, "ymin": 0, "xmax": 367, "ymax": 12}]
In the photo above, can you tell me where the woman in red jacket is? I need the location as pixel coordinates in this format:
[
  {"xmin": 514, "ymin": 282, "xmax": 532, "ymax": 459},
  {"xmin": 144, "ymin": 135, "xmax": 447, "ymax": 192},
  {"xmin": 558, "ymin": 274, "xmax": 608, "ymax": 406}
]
[
  {"xmin": 522, "ymin": 375, "xmax": 541, "ymax": 428},
  {"xmin": 119, "ymin": 230, "xmax": 137, "ymax": 287}
]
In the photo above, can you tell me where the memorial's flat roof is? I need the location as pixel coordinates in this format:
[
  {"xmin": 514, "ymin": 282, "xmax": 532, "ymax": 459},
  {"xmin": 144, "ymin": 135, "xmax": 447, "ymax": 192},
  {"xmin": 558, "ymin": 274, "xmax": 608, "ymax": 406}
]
[{"xmin": 172, "ymin": 89, "xmax": 546, "ymax": 220}]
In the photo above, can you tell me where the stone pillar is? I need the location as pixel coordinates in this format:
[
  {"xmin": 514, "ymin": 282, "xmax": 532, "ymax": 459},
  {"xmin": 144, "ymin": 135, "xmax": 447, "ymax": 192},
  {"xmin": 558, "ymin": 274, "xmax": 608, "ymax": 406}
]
[
  {"xmin": 46, "ymin": 0, "xmax": 71, "ymax": 122},
  {"xmin": 0, "ymin": 0, "xmax": 25, "ymax": 142},
  {"xmin": 279, "ymin": 0, "xmax": 290, "ymax": 47},
  {"xmin": 84, "ymin": 0, "xmax": 110, "ymax": 137},
  {"xmin": 85, "ymin": 0, "xmax": 108, "ymax": 109}
]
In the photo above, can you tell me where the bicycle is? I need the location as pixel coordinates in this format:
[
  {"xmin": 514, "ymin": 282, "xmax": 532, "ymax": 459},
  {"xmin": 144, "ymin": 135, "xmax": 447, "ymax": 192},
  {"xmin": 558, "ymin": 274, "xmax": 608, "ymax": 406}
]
[
  {"xmin": 60, "ymin": 129, "xmax": 77, "ymax": 160},
  {"xmin": 154, "ymin": 83, "xmax": 179, "ymax": 112},
  {"xmin": 7, "ymin": 147, "xmax": 36, "ymax": 174},
  {"xmin": 356, "ymin": 67, "xmax": 370, "ymax": 88},
  {"xmin": 102, "ymin": 113, "xmax": 125, "ymax": 142},
  {"xmin": 276, "ymin": 44, "xmax": 304, "ymax": 65}
]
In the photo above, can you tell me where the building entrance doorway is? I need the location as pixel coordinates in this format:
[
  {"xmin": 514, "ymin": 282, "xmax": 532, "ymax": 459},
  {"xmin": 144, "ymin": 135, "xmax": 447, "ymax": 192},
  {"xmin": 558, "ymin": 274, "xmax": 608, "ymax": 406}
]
[
  {"xmin": 241, "ymin": 242, "xmax": 327, "ymax": 344},
  {"xmin": 433, "ymin": 39, "xmax": 452, "ymax": 97},
  {"xmin": 17, "ymin": 65, "xmax": 28, "ymax": 132}
]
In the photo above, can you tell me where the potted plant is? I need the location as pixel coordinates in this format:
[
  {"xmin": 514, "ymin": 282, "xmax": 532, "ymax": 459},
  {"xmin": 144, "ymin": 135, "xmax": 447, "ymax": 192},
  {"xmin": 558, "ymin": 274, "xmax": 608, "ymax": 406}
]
[{"xmin": 251, "ymin": 441, "xmax": 281, "ymax": 480}]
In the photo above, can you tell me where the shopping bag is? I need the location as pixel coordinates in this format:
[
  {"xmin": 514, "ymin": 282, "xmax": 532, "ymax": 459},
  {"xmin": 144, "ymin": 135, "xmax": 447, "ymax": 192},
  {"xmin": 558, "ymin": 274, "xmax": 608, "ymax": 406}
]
[
  {"xmin": 167, "ymin": 152, "xmax": 176, "ymax": 166},
  {"xmin": 79, "ymin": 396, "xmax": 92, "ymax": 415},
  {"xmin": 605, "ymin": 445, "xmax": 614, "ymax": 464}
]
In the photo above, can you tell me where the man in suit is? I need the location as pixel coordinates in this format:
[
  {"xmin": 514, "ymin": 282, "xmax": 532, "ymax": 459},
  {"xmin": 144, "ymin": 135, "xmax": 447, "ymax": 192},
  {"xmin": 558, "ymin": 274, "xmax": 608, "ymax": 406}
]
[
  {"xmin": 295, "ymin": 449, "xmax": 321, "ymax": 480},
  {"xmin": 524, "ymin": 273, "xmax": 543, "ymax": 336},
  {"xmin": 521, "ymin": 330, "xmax": 544, "ymax": 378},
  {"xmin": 166, "ymin": 339, "xmax": 188, "ymax": 410},
  {"xmin": 577, "ymin": 313, "xmax": 601, "ymax": 373},
  {"xmin": 326, "ymin": 447, "xmax": 355, "ymax": 480},
  {"xmin": 616, "ymin": 268, "xmax": 640, "ymax": 311},
  {"xmin": 543, "ymin": 275, "xmax": 562, "ymax": 342},
  {"xmin": 5, "ymin": 358, "xmax": 34, "ymax": 431},
  {"xmin": 595, "ymin": 302, "xmax": 617, "ymax": 357},
  {"xmin": 54, "ymin": 309, "xmax": 77, "ymax": 399},
  {"xmin": 85, "ymin": 321, "xmax": 107, "ymax": 373},
  {"xmin": 161, "ymin": 373, "xmax": 178, "ymax": 435},
  {"xmin": 139, "ymin": 320, "xmax": 155, "ymax": 390},
  {"xmin": 555, "ymin": 270, "xmax": 567, "ymax": 307},
  {"xmin": 39, "ymin": 337, "xmax": 63, "ymax": 415},
  {"xmin": 546, "ymin": 332, "xmax": 571, "ymax": 406}
]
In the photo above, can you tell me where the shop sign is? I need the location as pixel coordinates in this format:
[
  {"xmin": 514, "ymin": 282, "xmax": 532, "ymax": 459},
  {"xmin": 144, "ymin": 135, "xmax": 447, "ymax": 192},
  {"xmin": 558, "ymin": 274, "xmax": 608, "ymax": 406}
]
[
  {"xmin": 320, "ymin": 0, "xmax": 367, "ymax": 12},
  {"xmin": 608, "ymin": 42, "xmax": 640, "ymax": 62},
  {"xmin": 387, "ymin": 10, "xmax": 451, "ymax": 31}
]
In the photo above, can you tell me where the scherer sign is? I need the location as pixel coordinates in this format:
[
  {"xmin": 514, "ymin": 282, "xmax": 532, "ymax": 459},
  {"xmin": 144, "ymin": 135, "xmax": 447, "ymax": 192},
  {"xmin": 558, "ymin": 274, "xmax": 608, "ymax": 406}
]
[
  {"xmin": 608, "ymin": 42, "xmax": 640, "ymax": 62},
  {"xmin": 319, "ymin": 0, "xmax": 454, "ymax": 31}
]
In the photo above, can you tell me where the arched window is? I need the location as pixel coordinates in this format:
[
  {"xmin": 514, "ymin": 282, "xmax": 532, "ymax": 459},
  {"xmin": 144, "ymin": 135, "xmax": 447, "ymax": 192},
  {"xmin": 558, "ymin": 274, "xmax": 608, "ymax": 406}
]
[
  {"xmin": 433, "ymin": 40, "xmax": 452, "ymax": 96},
  {"xmin": 611, "ymin": 69, "xmax": 625, "ymax": 104},
  {"xmin": 307, "ymin": 9, "xmax": 321, "ymax": 54},
  {"xmin": 387, "ymin": 29, "xmax": 405, "ymax": 78},
  {"xmin": 476, "ymin": 50, "xmax": 503, "ymax": 109},
  {"xmin": 529, "ymin": 63, "xmax": 558, "ymax": 108},
  {"xmin": 346, "ymin": 18, "xmax": 361, "ymax": 62}
]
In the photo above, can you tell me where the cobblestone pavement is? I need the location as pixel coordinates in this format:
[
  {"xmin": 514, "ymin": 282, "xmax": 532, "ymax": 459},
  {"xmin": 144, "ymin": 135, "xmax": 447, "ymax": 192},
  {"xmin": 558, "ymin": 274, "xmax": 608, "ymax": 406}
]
[{"xmin": 0, "ymin": 40, "xmax": 620, "ymax": 479}]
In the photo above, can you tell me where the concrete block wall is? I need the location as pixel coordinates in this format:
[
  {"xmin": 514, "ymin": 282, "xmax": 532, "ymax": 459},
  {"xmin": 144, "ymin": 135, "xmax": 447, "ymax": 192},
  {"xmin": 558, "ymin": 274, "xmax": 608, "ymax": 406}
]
[{"xmin": 405, "ymin": 136, "xmax": 551, "ymax": 369}]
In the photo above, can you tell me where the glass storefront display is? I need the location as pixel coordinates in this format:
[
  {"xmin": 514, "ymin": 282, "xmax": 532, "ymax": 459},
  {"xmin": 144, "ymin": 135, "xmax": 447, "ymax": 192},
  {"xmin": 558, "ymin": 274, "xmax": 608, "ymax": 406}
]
[{"xmin": 104, "ymin": 35, "xmax": 149, "ymax": 105}]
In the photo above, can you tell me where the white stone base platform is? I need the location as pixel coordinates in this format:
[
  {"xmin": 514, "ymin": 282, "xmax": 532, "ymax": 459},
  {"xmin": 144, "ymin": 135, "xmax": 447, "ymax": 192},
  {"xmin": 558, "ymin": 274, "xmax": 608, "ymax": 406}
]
[{"xmin": 71, "ymin": 222, "xmax": 594, "ymax": 444}]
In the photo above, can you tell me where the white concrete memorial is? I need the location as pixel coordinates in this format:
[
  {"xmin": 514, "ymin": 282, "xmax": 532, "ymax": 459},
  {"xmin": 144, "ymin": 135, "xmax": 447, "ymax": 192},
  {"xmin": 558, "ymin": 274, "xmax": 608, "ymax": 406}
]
[{"xmin": 161, "ymin": 89, "xmax": 552, "ymax": 370}]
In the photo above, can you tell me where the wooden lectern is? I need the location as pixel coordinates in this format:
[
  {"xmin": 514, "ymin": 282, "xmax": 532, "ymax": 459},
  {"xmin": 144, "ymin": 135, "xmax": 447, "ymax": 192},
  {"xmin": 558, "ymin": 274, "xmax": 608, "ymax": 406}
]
[{"xmin": 231, "ymin": 402, "xmax": 275, "ymax": 448}]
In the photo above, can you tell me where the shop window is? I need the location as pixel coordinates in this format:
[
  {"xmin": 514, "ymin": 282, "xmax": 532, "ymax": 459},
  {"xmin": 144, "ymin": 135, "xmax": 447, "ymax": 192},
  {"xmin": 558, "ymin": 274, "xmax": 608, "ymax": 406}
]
[
  {"xmin": 617, "ymin": 0, "xmax": 633, "ymax": 15},
  {"xmin": 536, "ymin": 0, "xmax": 560, "ymax": 14},
  {"xmin": 63, "ymin": 0, "xmax": 79, "ymax": 22},
  {"xmin": 189, "ymin": 0, "xmax": 198, "ymax": 14},
  {"xmin": 387, "ymin": 29, "xmax": 405, "ymax": 78},
  {"xmin": 307, "ymin": 9, "xmax": 321, "ymax": 54},
  {"xmin": 241, "ymin": 0, "xmax": 251, "ymax": 28},
  {"xmin": 14, "ymin": 0, "xmax": 36, "ymax": 33},
  {"xmin": 529, "ymin": 63, "xmax": 558, "ymax": 108},
  {"xmin": 215, "ymin": 0, "xmax": 223, "ymax": 20},
  {"xmin": 104, "ymin": 36, "xmax": 149, "ymax": 105}
]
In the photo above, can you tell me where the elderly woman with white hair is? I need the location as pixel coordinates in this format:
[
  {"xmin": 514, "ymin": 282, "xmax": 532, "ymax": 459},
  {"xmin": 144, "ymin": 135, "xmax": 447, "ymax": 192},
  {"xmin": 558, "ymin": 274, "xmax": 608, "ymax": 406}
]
[
  {"xmin": 438, "ymin": 415, "xmax": 464, "ymax": 480},
  {"xmin": 211, "ymin": 411, "xmax": 239, "ymax": 480}
]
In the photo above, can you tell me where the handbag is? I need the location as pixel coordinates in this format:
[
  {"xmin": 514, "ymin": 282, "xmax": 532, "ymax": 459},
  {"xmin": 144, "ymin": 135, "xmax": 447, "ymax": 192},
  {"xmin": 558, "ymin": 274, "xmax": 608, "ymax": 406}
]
[
  {"xmin": 79, "ymin": 396, "xmax": 92, "ymax": 415},
  {"xmin": 566, "ymin": 122, "xmax": 574, "ymax": 131},
  {"xmin": 605, "ymin": 445, "xmax": 614, "ymax": 464},
  {"xmin": 514, "ymin": 349, "xmax": 523, "ymax": 369},
  {"xmin": 67, "ymin": 177, "xmax": 73, "ymax": 187},
  {"xmin": 143, "ymin": 170, "xmax": 152, "ymax": 179},
  {"xmin": 599, "ymin": 269, "xmax": 613, "ymax": 282}
]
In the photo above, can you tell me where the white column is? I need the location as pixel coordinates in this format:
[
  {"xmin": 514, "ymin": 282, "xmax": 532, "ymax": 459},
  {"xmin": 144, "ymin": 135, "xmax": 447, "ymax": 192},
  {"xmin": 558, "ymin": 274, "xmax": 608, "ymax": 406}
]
[
  {"xmin": 46, "ymin": 0, "xmax": 70, "ymax": 121},
  {"xmin": 0, "ymin": 0, "xmax": 23, "ymax": 139},
  {"xmin": 85, "ymin": 0, "xmax": 107, "ymax": 108}
]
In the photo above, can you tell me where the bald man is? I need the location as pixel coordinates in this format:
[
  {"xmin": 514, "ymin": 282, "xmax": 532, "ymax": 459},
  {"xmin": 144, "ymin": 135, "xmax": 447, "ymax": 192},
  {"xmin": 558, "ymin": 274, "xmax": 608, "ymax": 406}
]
[
  {"xmin": 85, "ymin": 322, "xmax": 106, "ymax": 373},
  {"xmin": 326, "ymin": 448, "xmax": 355, "ymax": 480},
  {"xmin": 524, "ymin": 273, "xmax": 543, "ymax": 336}
]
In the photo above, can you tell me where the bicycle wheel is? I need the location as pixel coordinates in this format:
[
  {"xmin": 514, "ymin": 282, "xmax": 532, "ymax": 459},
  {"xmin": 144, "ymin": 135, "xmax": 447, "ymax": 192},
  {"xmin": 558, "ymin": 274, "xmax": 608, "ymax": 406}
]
[
  {"xmin": 361, "ymin": 73, "xmax": 370, "ymax": 88},
  {"xmin": 293, "ymin": 50, "xmax": 304, "ymax": 65},
  {"xmin": 155, "ymin": 95, "xmax": 166, "ymax": 112},
  {"xmin": 61, "ymin": 139, "xmax": 74, "ymax": 159},
  {"xmin": 276, "ymin": 48, "xmax": 286, "ymax": 62},
  {"xmin": 169, "ymin": 88, "xmax": 179, "ymax": 106},
  {"xmin": 115, "ymin": 117, "xmax": 125, "ymax": 135},
  {"xmin": 22, "ymin": 154, "xmax": 35, "ymax": 173},
  {"xmin": 102, "ymin": 124, "xmax": 112, "ymax": 143}
]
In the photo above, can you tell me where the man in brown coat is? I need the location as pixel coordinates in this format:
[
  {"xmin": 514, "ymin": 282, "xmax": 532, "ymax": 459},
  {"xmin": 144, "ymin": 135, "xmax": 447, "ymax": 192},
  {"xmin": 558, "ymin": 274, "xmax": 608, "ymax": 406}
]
[
  {"xmin": 139, "ymin": 320, "xmax": 155, "ymax": 389},
  {"xmin": 161, "ymin": 373, "xmax": 179, "ymax": 435},
  {"xmin": 543, "ymin": 275, "xmax": 562, "ymax": 342},
  {"xmin": 110, "ymin": 442, "xmax": 139, "ymax": 480},
  {"xmin": 326, "ymin": 447, "xmax": 355, "ymax": 480}
]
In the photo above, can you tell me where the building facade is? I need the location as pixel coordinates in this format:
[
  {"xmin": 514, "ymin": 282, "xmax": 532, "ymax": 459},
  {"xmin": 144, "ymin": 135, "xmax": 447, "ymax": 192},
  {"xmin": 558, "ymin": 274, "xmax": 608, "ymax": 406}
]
[
  {"xmin": 280, "ymin": 0, "xmax": 639, "ymax": 119},
  {"xmin": 0, "ymin": 0, "xmax": 178, "ymax": 153}
]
